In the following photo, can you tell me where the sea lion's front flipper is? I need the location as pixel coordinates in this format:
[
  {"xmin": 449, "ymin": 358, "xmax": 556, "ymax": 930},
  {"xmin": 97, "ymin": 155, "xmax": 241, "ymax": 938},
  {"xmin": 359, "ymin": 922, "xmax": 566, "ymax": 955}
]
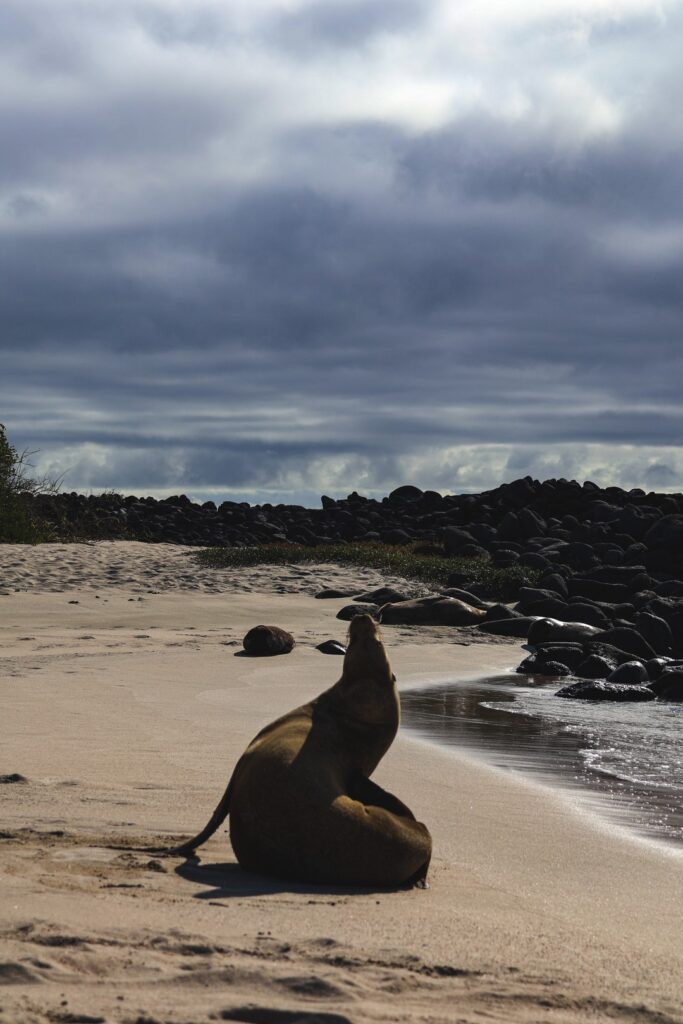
[{"xmin": 347, "ymin": 774, "xmax": 417, "ymax": 820}]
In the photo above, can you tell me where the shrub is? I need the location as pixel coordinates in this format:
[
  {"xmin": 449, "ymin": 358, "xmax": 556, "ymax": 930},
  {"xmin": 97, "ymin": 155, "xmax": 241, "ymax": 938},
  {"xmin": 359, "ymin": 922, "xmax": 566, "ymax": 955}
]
[{"xmin": 0, "ymin": 424, "xmax": 54, "ymax": 542}]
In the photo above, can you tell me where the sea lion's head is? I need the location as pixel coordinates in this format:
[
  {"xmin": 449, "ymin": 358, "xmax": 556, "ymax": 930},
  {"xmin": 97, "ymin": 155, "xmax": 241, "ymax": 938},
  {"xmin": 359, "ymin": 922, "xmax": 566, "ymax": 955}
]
[
  {"xmin": 347, "ymin": 613, "xmax": 382, "ymax": 646},
  {"xmin": 339, "ymin": 613, "xmax": 396, "ymax": 703}
]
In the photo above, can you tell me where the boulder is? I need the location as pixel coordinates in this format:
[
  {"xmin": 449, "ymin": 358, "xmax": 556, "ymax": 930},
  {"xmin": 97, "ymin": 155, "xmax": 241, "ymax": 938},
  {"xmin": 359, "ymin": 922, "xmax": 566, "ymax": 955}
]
[
  {"xmin": 441, "ymin": 587, "xmax": 489, "ymax": 609},
  {"xmin": 388, "ymin": 485, "xmax": 423, "ymax": 503},
  {"xmin": 648, "ymin": 669, "xmax": 683, "ymax": 701},
  {"xmin": 520, "ymin": 598, "xmax": 568, "ymax": 619},
  {"xmin": 644, "ymin": 514, "xmax": 683, "ymax": 550},
  {"xmin": 556, "ymin": 680, "xmax": 656, "ymax": 702},
  {"xmin": 315, "ymin": 589, "xmax": 355, "ymax": 599},
  {"xmin": 645, "ymin": 657, "xmax": 674, "ymax": 680},
  {"xmin": 568, "ymin": 579, "xmax": 630, "ymax": 603},
  {"xmin": 316, "ymin": 639, "xmax": 347, "ymax": 656},
  {"xmin": 560, "ymin": 603, "xmax": 611, "ymax": 628},
  {"xmin": 537, "ymin": 660, "xmax": 571, "ymax": 677},
  {"xmin": 538, "ymin": 572, "xmax": 569, "ymax": 597},
  {"xmin": 525, "ymin": 643, "xmax": 585, "ymax": 672},
  {"xmin": 337, "ymin": 604, "xmax": 379, "ymax": 621},
  {"xmin": 379, "ymin": 597, "xmax": 485, "ymax": 627},
  {"xmin": 442, "ymin": 527, "xmax": 476, "ymax": 554},
  {"xmin": 606, "ymin": 661, "xmax": 649, "ymax": 685},
  {"xmin": 242, "ymin": 625, "xmax": 295, "ymax": 656},
  {"xmin": 582, "ymin": 641, "xmax": 640, "ymax": 666},
  {"xmin": 592, "ymin": 627, "xmax": 656, "ymax": 661},
  {"xmin": 575, "ymin": 655, "xmax": 615, "ymax": 679},
  {"xmin": 633, "ymin": 612, "xmax": 673, "ymax": 655}
]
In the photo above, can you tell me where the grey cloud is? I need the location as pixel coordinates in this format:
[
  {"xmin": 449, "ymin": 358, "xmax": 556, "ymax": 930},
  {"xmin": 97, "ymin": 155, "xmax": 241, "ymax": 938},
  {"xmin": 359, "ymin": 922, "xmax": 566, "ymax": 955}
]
[
  {"xmin": 268, "ymin": 0, "xmax": 425, "ymax": 53},
  {"xmin": 2, "ymin": 1, "xmax": 683, "ymax": 500}
]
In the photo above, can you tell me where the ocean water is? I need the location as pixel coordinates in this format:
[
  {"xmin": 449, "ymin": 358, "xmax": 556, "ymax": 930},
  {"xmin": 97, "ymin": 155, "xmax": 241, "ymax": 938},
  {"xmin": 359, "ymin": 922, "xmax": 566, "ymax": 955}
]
[{"xmin": 401, "ymin": 672, "xmax": 683, "ymax": 847}]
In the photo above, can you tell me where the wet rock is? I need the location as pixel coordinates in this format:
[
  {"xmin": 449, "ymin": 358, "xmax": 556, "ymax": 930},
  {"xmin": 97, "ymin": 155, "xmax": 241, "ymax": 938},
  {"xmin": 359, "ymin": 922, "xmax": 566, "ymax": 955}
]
[
  {"xmin": 242, "ymin": 625, "xmax": 295, "ymax": 656},
  {"xmin": 556, "ymin": 680, "xmax": 656, "ymax": 702},
  {"xmin": 645, "ymin": 656, "xmax": 674, "ymax": 679},
  {"xmin": 648, "ymin": 668, "xmax": 683, "ymax": 701},
  {"xmin": 315, "ymin": 589, "xmax": 356, "ymax": 599},
  {"xmin": 316, "ymin": 640, "xmax": 347, "ymax": 655},
  {"xmin": 575, "ymin": 655, "xmax": 615, "ymax": 679},
  {"xmin": 606, "ymin": 661, "xmax": 649, "ymax": 685},
  {"xmin": 539, "ymin": 660, "xmax": 571, "ymax": 677}
]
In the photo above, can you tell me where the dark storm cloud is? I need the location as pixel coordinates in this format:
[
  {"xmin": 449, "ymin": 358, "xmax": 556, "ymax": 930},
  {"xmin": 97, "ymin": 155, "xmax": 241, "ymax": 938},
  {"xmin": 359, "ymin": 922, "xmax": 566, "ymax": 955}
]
[{"xmin": 1, "ymin": 0, "xmax": 682, "ymax": 498}]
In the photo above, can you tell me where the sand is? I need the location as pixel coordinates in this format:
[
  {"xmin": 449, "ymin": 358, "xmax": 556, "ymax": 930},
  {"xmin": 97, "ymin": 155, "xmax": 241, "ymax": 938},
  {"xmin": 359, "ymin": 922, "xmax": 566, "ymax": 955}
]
[{"xmin": 0, "ymin": 542, "xmax": 681, "ymax": 1024}]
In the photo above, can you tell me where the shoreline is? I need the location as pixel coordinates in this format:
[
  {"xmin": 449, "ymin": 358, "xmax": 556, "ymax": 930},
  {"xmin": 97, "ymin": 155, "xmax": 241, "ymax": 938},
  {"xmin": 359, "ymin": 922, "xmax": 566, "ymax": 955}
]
[
  {"xmin": 1, "ymin": 542, "xmax": 682, "ymax": 1024},
  {"xmin": 401, "ymin": 673, "xmax": 683, "ymax": 853}
]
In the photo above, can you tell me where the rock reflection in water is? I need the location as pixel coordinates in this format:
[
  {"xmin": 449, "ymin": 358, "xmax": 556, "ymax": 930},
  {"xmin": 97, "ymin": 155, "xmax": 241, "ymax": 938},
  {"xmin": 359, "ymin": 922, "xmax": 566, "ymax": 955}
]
[
  {"xmin": 400, "ymin": 676, "xmax": 683, "ymax": 846},
  {"xmin": 401, "ymin": 676, "xmax": 585, "ymax": 781}
]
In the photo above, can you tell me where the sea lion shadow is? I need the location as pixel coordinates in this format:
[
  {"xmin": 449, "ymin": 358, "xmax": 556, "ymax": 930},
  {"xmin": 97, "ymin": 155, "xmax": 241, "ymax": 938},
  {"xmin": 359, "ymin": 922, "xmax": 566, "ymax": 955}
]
[{"xmin": 175, "ymin": 858, "xmax": 406, "ymax": 898}]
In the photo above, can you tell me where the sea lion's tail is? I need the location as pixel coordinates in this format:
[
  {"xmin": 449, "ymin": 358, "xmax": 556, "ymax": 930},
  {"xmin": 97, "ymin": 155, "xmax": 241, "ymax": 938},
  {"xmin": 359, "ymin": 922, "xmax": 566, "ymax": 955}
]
[{"xmin": 171, "ymin": 770, "xmax": 236, "ymax": 857}]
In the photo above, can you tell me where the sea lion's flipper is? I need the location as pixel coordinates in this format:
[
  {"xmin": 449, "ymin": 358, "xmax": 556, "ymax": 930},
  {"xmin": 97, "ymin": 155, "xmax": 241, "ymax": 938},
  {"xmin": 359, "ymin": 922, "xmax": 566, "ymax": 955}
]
[
  {"xmin": 172, "ymin": 769, "xmax": 236, "ymax": 856},
  {"xmin": 347, "ymin": 774, "xmax": 417, "ymax": 821}
]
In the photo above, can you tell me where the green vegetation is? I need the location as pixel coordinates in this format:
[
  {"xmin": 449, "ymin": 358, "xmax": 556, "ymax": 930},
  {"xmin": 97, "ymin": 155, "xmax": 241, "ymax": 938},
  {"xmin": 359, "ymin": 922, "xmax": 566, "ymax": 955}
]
[
  {"xmin": 196, "ymin": 541, "xmax": 537, "ymax": 599},
  {"xmin": 0, "ymin": 423, "xmax": 53, "ymax": 542}
]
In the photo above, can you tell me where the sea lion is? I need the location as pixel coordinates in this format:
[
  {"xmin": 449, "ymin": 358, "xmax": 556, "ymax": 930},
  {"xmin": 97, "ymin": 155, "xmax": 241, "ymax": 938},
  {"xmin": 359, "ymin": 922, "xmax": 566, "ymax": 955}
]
[{"xmin": 174, "ymin": 615, "xmax": 432, "ymax": 887}]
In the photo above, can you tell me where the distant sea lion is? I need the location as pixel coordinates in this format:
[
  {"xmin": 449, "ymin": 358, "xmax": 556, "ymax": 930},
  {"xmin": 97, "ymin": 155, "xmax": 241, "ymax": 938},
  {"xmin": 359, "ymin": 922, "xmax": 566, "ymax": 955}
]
[{"xmin": 174, "ymin": 615, "xmax": 432, "ymax": 887}]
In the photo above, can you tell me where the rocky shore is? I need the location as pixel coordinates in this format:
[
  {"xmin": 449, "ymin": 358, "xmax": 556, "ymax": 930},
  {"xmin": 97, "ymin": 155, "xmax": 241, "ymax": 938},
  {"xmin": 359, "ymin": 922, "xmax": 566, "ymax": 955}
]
[
  {"xmin": 23, "ymin": 477, "xmax": 683, "ymax": 572},
  {"xmin": 17, "ymin": 476, "xmax": 683, "ymax": 698}
]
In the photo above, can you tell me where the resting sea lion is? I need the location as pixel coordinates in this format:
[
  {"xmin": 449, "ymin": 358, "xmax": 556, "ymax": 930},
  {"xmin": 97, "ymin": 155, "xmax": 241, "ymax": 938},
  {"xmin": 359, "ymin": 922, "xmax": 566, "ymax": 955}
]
[{"xmin": 174, "ymin": 615, "xmax": 432, "ymax": 887}]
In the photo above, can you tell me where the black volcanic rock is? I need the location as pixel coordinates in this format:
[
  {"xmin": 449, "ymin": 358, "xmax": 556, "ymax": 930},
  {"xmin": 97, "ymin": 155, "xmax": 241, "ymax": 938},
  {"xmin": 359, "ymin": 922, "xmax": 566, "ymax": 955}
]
[
  {"xmin": 648, "ymin": 669, "xmax": 683, "ymax": 701},
  {"xmin": 336, "ymin": 603, "xmax": 379, "ymax": 621},
  {"xmin": 556, "ymin": 680, "xmax": 655, "ymax": 702},
  {"xmin": 316, "ymin": 640, "xmax": 347, "ymax": 655},
  {"xmin": 607, "ymin": 661, "xmax": 648, "ymax": 685},
  {"xmin": 242, "ymin": 625, "xmax": 295, "ymax": 656},
  {"xmin": 592, "ymin": 627, "xmax": 656, "ymax": 661}
]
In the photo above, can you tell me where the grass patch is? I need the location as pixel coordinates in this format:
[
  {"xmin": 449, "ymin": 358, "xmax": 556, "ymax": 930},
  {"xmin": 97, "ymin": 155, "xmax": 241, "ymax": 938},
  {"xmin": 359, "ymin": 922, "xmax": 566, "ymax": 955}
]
[{"xmin": 196, "ymin": 542, "xmax": 537, "ymax": 599}]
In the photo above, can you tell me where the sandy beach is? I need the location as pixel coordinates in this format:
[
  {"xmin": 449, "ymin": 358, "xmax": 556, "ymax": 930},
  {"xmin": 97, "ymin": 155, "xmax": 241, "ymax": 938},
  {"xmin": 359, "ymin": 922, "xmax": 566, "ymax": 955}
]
[{"xmin": 1, "ymin": 542, "xmax": 681, "ymax": 1024}]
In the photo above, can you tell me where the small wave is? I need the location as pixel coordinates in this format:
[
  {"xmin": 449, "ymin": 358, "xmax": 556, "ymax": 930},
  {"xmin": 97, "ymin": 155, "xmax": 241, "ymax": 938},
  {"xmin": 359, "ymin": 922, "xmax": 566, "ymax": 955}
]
[{"xmin": 580, "ymin": 747, "xmax": 678, "ymax": 790}]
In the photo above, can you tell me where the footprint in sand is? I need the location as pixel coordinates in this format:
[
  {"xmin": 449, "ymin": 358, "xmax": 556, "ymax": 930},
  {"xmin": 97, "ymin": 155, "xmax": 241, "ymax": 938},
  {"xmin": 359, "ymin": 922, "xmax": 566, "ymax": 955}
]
[{"xmin": 0, "ymin": 961, "xmax": 41, "ymax": 984}]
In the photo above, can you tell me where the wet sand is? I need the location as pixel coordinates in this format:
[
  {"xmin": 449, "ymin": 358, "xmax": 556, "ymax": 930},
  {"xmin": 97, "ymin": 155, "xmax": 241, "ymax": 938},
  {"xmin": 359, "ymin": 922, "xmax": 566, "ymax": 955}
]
[{"xmin": 402, "ymin": 675, "xmax": 683, "ymax": 848}]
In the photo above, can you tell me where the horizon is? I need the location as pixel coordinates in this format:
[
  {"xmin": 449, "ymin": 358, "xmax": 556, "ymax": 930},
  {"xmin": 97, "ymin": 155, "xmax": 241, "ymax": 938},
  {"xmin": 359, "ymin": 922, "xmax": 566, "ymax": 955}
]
[{"xmin": 2, "ymin": 1, "xmax": 682, "ymax": 500}]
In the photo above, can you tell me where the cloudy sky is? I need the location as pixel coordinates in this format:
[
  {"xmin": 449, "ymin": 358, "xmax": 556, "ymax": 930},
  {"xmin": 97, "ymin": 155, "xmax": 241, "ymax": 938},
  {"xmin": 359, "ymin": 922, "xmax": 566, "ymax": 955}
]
[{"xmin": 2, "ymin": 0, "xmax": 682, "ymax": 504}]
